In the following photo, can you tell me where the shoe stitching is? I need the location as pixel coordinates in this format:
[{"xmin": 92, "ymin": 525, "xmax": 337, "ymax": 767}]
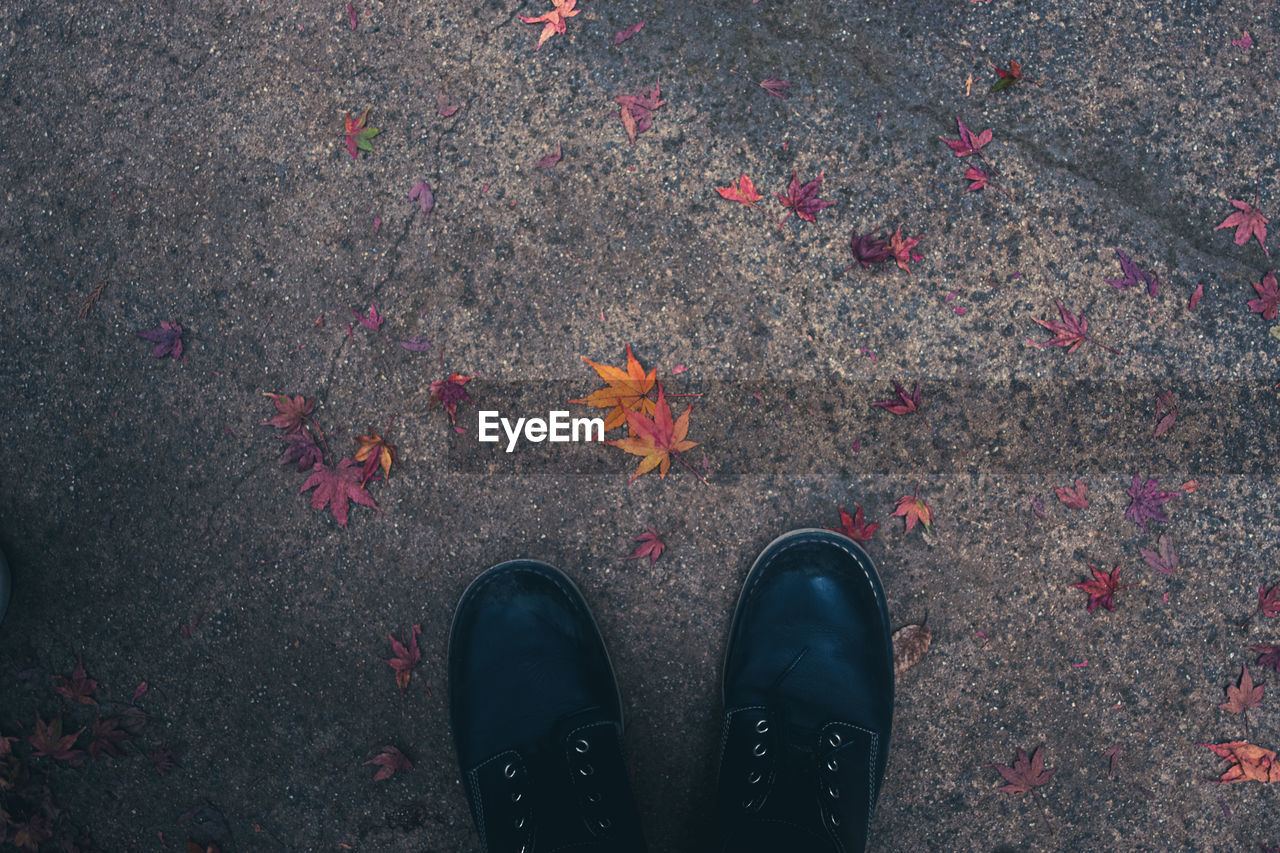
[
  {"xmin": 467, "ymin": 748, "xmax": 522, "ymax": 851},
  {"xmin": 822, "ymin": 721, "xmax": 880, "ymax": 852}
]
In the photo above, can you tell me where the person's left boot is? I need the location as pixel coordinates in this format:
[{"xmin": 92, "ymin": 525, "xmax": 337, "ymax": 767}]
[{"xmin": 449, "ymin": 560, "xmax": 646, "ymax": 853}]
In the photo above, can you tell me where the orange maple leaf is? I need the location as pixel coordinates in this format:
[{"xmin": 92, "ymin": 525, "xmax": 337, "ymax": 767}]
[
  {"xmin": 1202, "ymin": 741, "xmax": 1280, "ymax": 783},
  {"xmin": 608, "ymin": 384, "xmax": 697, "ymax": 481},
  {"xmin": 570, "ymin": 344, "xmax": 657, "ymax": 431},
  {"xmin": 893, "ymin": 489, "xmax": 933, "ymax": 533},
  {"xmin": 354, "ymin": 427, "xmax": 398, "ymax": 485},
  {"xmin": 518, "ymin": 0, "xmax": 580, "ymax": 50}
]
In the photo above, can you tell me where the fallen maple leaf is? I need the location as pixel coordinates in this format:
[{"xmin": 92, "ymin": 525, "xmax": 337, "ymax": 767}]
[
  {"xmin": 1124, "ymin": 473, "xmax": 1179, "ymax": 533},
  {"xmin": 1232, "ymin": 31, "xmax": 1254, "ymax": 50},
  {"xmin": 940, "ymin": 117, "xmax": 992, "ymax": 157},
  {"xmin": 1026, "ymin": 301, "xmax": 1119, "ymax": 354},
  {"xmin": 352, "ymin": 302, "xmax": 384, "ymax": 331},
  {"xmin": 1153, "ymin": 390, "xmax": 1177, "ymax": 438},
  {"xmin": 262, "ymin": 392, "xmax": 315, "ymax": 433},
  {"xmin": 429, "ymin": 373, "xmax": 473, "ymax": 424},
  {"xmin": 365, "ymin": 745, "xmax": 413, "ymax": 781},
  {"xmin": 409, "ymin": 181, "xmax": 434, "ymax": 218},
  {"xmin": 892, "ymin": 488, "xmax": 933, "ymax": 534},
  {"xmin": 888, "ymin": 224, "xmax": 923, "ymax": 273},
  {"xmin": 519, "ymin": 0, "xmax": 579, "ymax": 50},
  {"xmin": 28, "ymin": 714, "xmax": 84, "ymax": 764},
  {"xmin": 399, "ymin": 334, "xmax": 432, "ymax": 352},
  {"xmin": 872, "ymin": 380, "xmax": 926, "ymax": 427},
  {"xmin": 716, "ymin": 174, "xmax": 764, "ymax": 207},
  {"xmin": 137, "ymin": 321, "xmax": 184, "ymax": 359},
  {"xmin": 614, "ymin": 82, "xmax": 666, "ymax": 145},
  {"xmin": 1260, "ymin": 584, "xmax": 1280, "ymax": 618},
  {"xmin": 627, "ymin": 529, "xmax": 665, "ymax": 566},
  {"xmin": 964, "ymin": 167, "xmax": 989, "ymax": 193},
  {"xmin": 346, "ymin": 2, "xmax": 357, "ymax": 29},
  {"xmin": 534, "ymin": 143, "xmax": 563, "ymax": 169},
  {"xmin": 1247, "ymin": 270, "xmax": 1279, "ymax": 321},
  {"xmin": 1103, "ymin": 744, "xmax": 1123, "ymax": 779},
  {"xmin": 1202, "ymin": 741, "xmax": 1280, "ymax": 783},
  {"xmin": 150, "ymin": 743, "xmax": 178, "ymax": 775},
  {"xmin": 892, "ymin": 620, "xmax": 931, "ymax": 677},
  {"xmin": 1104, "ymin": 248, "xmax": 1159, "ymax": 296},
  {"xmin": 1215, "ymin": 199, "xmax": 1269, "ymax": 256},
  {"xmin": 354, "ymin": 424, "xmax": 397, "ymax": 485},
  {"xmin": 9, "ymin": 815, "xmax": 52, "ymax": 850},
  {"xmin": 342, "ymin": 108, "xmax": 379, "ymax": 161},
  {"xmin": 1189, "ymin": 282, "xmax": 1204, "ymax": 310},
  {"xmin": 1220, "ymin": 664, "xmax": 1264, "ymax": 719},
  {"xmin": 385, "ymin": 624, "xmax": 421, "ymax": 695},
  {"xmin": 89, "ymin": 716, "xmax": 130, "ymax": 760},
  {"xmin": 608, "ymin": 383, "xmax": 698, "ymax": 481},
  {"xmin": 300, "ymin": 458, "xmax": 379, "ymax": 527},
  {"xmin": 1251, "ymin": 644, "xmax": 1280, "ymax": 675},
  {"xmin": 1054, "ymin": 479, "xmax": 1090, "ymax": 509},
  {"xmin": 759, "ymin": 78, "xmax": 792, "ymax": 98},
  {"xmin": 828, "ymin": 504, "xmax": 879, "ymax": 542},
  {"xmin": 279, "ymin": 430, "xmax": 323, "ymax": 472},
  {"xmin": 1072, "ymin": 563, "xmax": 1128, "ymax": 613},
  {"xmin": 989, "ymin": 59, "xmax": 1023, "ymax": 93},
  {"xmin": 775, "ymin": 170, "xmax": 835, "ymax": 226},
  {"xmin": 570, "ymin": 345, "xmax": 657, "ymax": 431},
  {"xmin": 436, "ymin": 91, "xmax": 460, "ymax": 117},
  {"xmin": 613, "ymin": 20, "xmax": 644, "ymax": 44},
  {"xmin": 53, "ymin": 653, "xmax": 98, "ymax": 705},
  {"xmin": 987, "ymin": 746, "xmax": 1055, "ymax": 795},
  {"xmin": 843, "ymin": 228, "xmax": 892, "ymax": 271},
  {"xmin": 1138, "ymin": 534, "xmax": 1178, "ymax": 575}
]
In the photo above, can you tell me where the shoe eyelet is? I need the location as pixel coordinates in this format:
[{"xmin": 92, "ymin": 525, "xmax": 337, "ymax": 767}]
[
  {"xmin": 752, "ymin": 743, "xmax": 767, "ymax": 757},
  {"xmin": 574, "ymin": 738, "xmax": 591, "ymax": 753},
  {"xmin": 827, "ymin": 732, "xmax": 842, "ymax": 748},
  {"xmin": 742, "ymin": 798, "xmax": 756, "ymax": 809},
  {"xmin": 754, "ymin": 719, "xmax": 769, "ymax": 734},
  {"xmin": 597, "ymin": 817, "xmax": 612, "ymax": 830},
  {"xmin": 579, "ymin": 763, "xmax": 595, "ymax": 777},
  {"xmin": 747, "ymin": 770, "xmax": 761, "ymax": 784},
  {"xmin": 826, "ymin": 758, "xmax": 839, "ymax": 772},
  {"xmin": 827, "ymin": 811, "xmax": 841, "ymax": 827},
  {"xmin": 511, "ymin": 792, "xmax": 523, "ymax": 803},
  {"xmin": 586, "ymin": 791, "xmax": 602, "ymax": 804},
  {"xmin": 827, "ymin": 785, "xmax": 840, "ymax": 799},
  {"xmin": 514, "ymin": 816, "xmax": 526, "ymax": 829}
]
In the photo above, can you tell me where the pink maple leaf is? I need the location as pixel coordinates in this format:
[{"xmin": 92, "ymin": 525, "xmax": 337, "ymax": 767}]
[
  {"xmin": 1216, "ymin": 199, "xmax": 1270, "ymax": 256},
  {"xmin": 1247, "ymin": 270, "xmax": 1279, "ymax": 320},
  {"xmin": 940, "ymin": 117, "xmax": 992, "ymax": 157},
  {"xmin": 364, "ymin": 746, "xmax": 413, "ymax": 781},
  {"xmin": 627, "ymin": 529, "xmax": 666, "ymax": 567},
  {"xmin": 300, "ymin": 458, "xmax": 379, "ymax": 527}
]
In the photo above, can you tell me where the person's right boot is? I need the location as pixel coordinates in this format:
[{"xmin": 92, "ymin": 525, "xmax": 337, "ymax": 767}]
[{"xmin": 715, "ymin": 530, "xmax": 894, "ymax": 853}]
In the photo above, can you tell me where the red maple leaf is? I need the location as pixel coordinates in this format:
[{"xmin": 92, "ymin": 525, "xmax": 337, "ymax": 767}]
[
  {"xmin": 1071, "ymin": 564, "xmax": 1130, "ymax": 613},
  {"xmin": 828, "ymin": 504, "xmax": 879, "ymax": 542},
  {"xmin": 964, "ymin": 167, "xmax": 989, "ymax": 193},
  {"xmin": 351, "ymin": 302, "xmax": 384, "ymax": 330},
  {"xmin": 1250, "ymin": 643, "xmax": 1280, "ymax": 675},
  {"xmin": 136, "ymin": 321, "xmax": 184, "ymax": 359},
  {"xmin": 1054, "ymin": 479, "xmax": 1090, "ymax": 509},
  {"xmin": 1221, "ymin": 664, "xmax": 1265, "ymax": 715},
  {"xmin": 989, "ymin": 59, "xmax": 1023, "ymax": 93},
  {"xmin": 1247, "ymin": 270, "xmax": 1279, "ymax": 320},
  {"xmin": 279, "ymin": 430, "xmax": 323, "ymax": 472},
  {"xmin": 774, "ymin": 171, "xmax": 835, "ymax": 226},
  {"xmin": 872, "ymin": 380, "xmax": 926, "ymax": 427},
  {"xmin": 608, "ymin": 384, "xmax": 699, "ymax": 482},
  {"xmin": 518, "ymin": 0, "xmax": 580, "ymax": 50},
  {"xmin": 1026, "ymin": 301, "xmax": 1119, "ymax": 354},
  {"xmin": 365, "ymin": 745, "xmax": 413, "ymax": 781},
  {"xmin": 28, "ymin": 714, "xmax": 85, "ymax": 764},
  {"xmin": 1138, "ymin": 534, "xmax": 1178, "ymax": 575},
  {"xmin": 940, "ymin": 116, "xmax": 992, "ymax": 157},
  {"xmin": 888, "ymin": 225, "xmax": 923, "ymax": 274},
  {"xmin": 429, "ymin": 373, "xmax": 473, "ymax": 424},
  {"xmin": 300, "ymin": 458, "xmax": 379, "ymax": 527},
  {"xmin": 1125, "ymin": 473, "xmax": 1179, "ymax": 533},
  {"xmin": 385, "ymin": 624, "xmax": 422, "ymax": 695},
  {"xmin": 892, "ymin": 489, "xmax": 933, "ymax": 534},
  {"xmin": 716, "ymin": 174, "xmax": 763, "ymax": 207},
  {"xmin": 627, "ymin": 529, "xmax": 666, "ymax": 567},
  {"xmin": 987, "ymin": 746, "xmax": 1055, "ymax": 795},
  {"xmin": 1215, "ymin": 199, "xmax": 1270, "ymax": 256},
  {"xmin": 614, "ymin": 82, "xmax": 666, "ymax": 145},
  {"xmin": 759, "ymin": 78, "xmax": 792, "ymax": 98},
  {"xmin": 89, "ymin": 716, "xmax": 130, "ymax": 760},
  {"xmin": 53, "ymin": 652, "xmax": 99, "ymax": 705},
  {"xmin": 262, "ymin": 392, "xmax": 315, "ymax": 433},
  {"xmin": 1260, "ymin": 583, "xmax": 1280, "ymax": 618}
]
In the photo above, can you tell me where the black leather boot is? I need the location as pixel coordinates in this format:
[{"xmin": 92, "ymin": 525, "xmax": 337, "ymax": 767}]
[
  {"xmin": 449, "ymin": 560, "xmax": 646, "ymax": 853},
  {"xmin": 716, "ymin": 530, "xmax": 894, "ymax": 853}
]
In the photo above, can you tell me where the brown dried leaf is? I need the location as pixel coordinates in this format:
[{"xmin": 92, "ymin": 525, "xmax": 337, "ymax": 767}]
[{"xmin": 892, "ymin": 622, "xmax": 932, "ymax": 677}]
